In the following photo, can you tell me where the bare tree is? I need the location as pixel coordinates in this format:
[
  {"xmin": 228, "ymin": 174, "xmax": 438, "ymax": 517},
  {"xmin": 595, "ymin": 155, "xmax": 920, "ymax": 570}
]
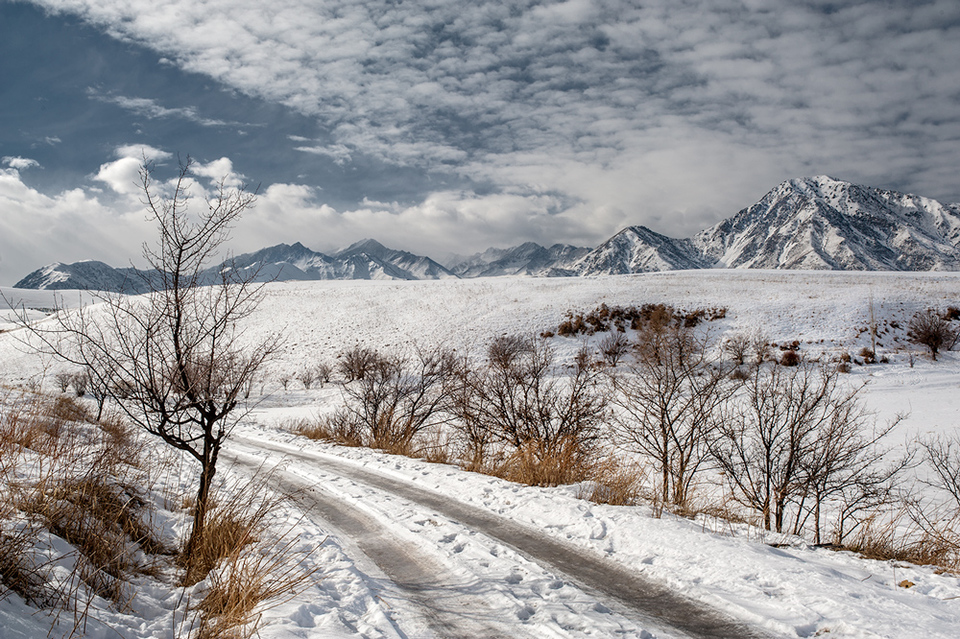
[
  {"xmin": 450, "ymin": 337, "xmax": 607, "ymax": 484},
  {"xmin": 337, "ymin": 345, "xmax": 381, "ymax": 381},
  {"xmin": 339, "ymin": 345, "xmax": 457, "ymax": 452},
  {"xmin": 722, "ymin": 332, "xmax": 751, "ymax": 367},
  {"xmin": 598, "ymin": 331, "xmax": 630, "ymax": 367},
  {"xmin": 609, "ymin": 322, "xmax": 730, "ymax": 508},
  {"xmin": 907, "ymin": 309, "xmax": 959, "ymax": 361},
  {"xmin": 315, "ymin": 362, "xmax": 333, "ymax": 387},
  {"xmin": 793, "ymin": 408, "xmax": 904, "ymax": 544},
  {"xmin": 710, "ymin": 363, "xmax": 878, "ymax": 534},
  {"xmin": 54, "ymin": 371, "xmax": 73, "ymax": 393},
  {"xmin": 16, "ymin": 158, "xmax": 278, "ymax": 568},
  {"xmin": 922, "ymin": 434, "xmax": 960, "ymax": 509},
  {"xmin": 297, "ymin": 367, "xmax": 317, "ymax": 390}
]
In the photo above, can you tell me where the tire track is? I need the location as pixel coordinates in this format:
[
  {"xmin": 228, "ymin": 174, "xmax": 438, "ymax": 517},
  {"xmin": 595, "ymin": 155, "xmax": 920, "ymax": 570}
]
[
  {"xmin": 234, "ymin": 437, "xmax": 779, "ymax": 639},
  {"xmin": 229, "ymin": 452, "xmax": 527, "ymax": 639}
]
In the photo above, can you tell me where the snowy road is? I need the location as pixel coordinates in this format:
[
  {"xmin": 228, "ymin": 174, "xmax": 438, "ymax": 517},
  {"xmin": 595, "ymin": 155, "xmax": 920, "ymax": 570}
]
[{"xmin": 229, "ymin": 437, "xmax": 776, "ymax": 639}]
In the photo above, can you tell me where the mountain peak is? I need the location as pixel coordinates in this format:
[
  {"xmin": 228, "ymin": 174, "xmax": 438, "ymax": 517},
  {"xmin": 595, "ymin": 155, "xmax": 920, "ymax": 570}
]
[{"xmin": 337, "ymin": 238, "xmax": 388, "ymax": 257}]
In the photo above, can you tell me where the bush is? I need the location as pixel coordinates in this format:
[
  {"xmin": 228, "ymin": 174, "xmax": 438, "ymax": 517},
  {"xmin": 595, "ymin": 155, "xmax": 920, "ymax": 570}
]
[
  {"xmin": 555, "ymin": 303, "xmax": 726, "ymax": 336},
  {"xmin": 907, "ymin": 309, "xmax": 959, "ymax": 361},
  {"xmin": 450, "ymin": 338, "xmax": 607, "ymax": 486},
  {"xmin": 337, "ymin": 345, "xmax": 382, "ymax": 381},
  {"xmin": 780, "ymin": 349, "xmax": 801, "ymax": 366},
  {"xmin": 598, "ymin": 331, "xmax": 630, "ymax": 367}
]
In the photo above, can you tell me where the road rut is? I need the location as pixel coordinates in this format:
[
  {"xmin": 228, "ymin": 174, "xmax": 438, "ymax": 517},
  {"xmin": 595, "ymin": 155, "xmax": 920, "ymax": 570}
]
[{"xmin": 234, "ymin": 437, "xmax": 778, "ymax": 639}]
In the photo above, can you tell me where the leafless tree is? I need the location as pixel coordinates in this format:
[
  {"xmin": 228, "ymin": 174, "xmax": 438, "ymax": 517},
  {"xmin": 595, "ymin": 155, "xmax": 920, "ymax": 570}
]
[
  {"xmin": 15, "ymin": 158, "xmax": 278, "ymax": 566},
  {"xmin": 710, "ymin": 363, "xmax": 882, "ymax": 534},
  {"xmin": 598, "ymin": 331, "xmax": 630, "ymax": 367},
  {"xmin": 337, "ymin": 345, "xmax": 381, "ymax": 381},
  {"xmin": 54, "ymin": 371, "xmax": 73, "ymax": 393},
  {"xmin": 297, "ymin": 367, "xmax": 317, "ymax": 390},
  {"xmin": 315, "ymin": 362, "xmax": 333, "ymax": 387},
  {"xmin": 340, "ymin": 345, "xmax": 457, "ymax": 451},
  {"xmin": 907, "ymin": 309, "xmax": 959, "ymax": 361},
  {"xmin": 793, "ymin": 408, "xmax": 904, "ymax": 544},
  {"xmin": 922, "ymin": 434, "xmax": 960, "ymax": 509},
  {"xmin": 608, "ymin": 323, "xmax": 730, "ymax": 508},
  {"xmin": 722, "ymin": 332, "xmax": 752, "ymax": 367},
  {"xmin": 449, "ymin": 337, "xmax": 607, "ymax": 484},
  {"xmin": 71, "ymin": 371, "xmax": 88, "ymax": 397}
]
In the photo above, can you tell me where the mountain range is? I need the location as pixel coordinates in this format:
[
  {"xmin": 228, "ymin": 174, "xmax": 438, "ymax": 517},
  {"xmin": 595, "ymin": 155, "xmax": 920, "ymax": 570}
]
[{"xmin": 15, "ymin": 176, "xmax": 960, "ymax": 291}]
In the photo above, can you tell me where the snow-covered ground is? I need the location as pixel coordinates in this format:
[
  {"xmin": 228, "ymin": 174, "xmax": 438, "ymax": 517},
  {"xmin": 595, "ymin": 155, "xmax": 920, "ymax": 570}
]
[{"xmin": 1, "ymin": 271, "xmax": 959, "ymax": 638}]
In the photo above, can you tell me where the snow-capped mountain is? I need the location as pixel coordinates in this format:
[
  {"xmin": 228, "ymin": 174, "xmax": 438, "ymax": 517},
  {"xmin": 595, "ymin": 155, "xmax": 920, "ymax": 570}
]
[
  {"xmin": 14, "ymin": 241, "xmax": 457, "ymax": 291},
  {"xmin": 449, "ymin": 242, "xmax": 590, "ymax": 277},
  {"xmin": 222, "ymin": 240, "xmax": 456, "ymax": 282},
  {"xmin": 573, "ymin": 226, "xmax": 712, "ymax": 275},
  {"xmin": 12, "ymin": 261, "xmax": 158, "ymax": 293},
  {"xmin": 693, "ymin": 176, "xmax": 960, "ymax": 270},
  {"xmin": 13, "ymin": 176, "xmax": 960, "ymax": 291},
  {"xmin": 334, "ymin": 239, "xmax": 457, "ymax": 280}
]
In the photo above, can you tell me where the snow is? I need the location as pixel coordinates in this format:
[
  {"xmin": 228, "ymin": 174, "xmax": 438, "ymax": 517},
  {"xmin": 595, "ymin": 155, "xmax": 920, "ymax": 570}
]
[{"xmin": 1, "ymin": 271, "xmax": 960, "ymax": 638}]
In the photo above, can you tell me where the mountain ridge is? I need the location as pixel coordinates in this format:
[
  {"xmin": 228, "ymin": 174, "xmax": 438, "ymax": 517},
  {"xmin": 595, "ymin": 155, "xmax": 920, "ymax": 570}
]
[{"xmin": 14, "ymin": 176, "xmax": 960, "ymax": 291}]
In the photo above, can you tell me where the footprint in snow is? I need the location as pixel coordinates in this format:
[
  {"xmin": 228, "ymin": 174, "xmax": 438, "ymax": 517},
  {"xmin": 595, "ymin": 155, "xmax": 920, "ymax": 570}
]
[{"xmin": 516, "ymin": 605, "xmax": 536, "ymax": 621}]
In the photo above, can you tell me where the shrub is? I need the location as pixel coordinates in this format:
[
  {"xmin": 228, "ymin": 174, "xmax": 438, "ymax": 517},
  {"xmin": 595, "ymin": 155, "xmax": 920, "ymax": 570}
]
[
  {"xmin": 450, "ymin": 337, "xmax": 607, "ymax": 486},
  {"xmin": 723, "ymin": 333, "xmax": 752, "ymax": 366},
  {"xmin": 780, "ymin": 349, "xmax": 801, "ymax": 366},
  {"xmin": 297, "ymin": 367, "xmax": 317, "ymax": 390},
  {"xmin": 315, "ymin": 362, "xmax": 333, "ymax": 387},
  {"xmin": 338, "ymin": 345, "xmax": 458, "ymax": 454},
  {"xmin": 71, "ymin": 372, "xmax": 88, "ymax": 397},
  {"xmin": 54, "ymin": 372, "xmax": 73, "ymax": 394},
  {"xmin": 598, "ymin": 331, "xmax": 630, "ymax": 367},
  {"xmin": 554, "ymin": 303, "xmax": 726, "ymax": 337},
  {"xmin": 337, "ymin": 345, "xmax": 382, "ymax": 381},
  {"xmin": 907, "ymin": 309, "xmax": 959, "ymax": 361}
]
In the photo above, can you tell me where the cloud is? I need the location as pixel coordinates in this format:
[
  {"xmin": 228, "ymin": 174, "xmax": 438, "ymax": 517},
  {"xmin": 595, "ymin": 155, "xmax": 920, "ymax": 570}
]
[
  {"xmin": 90, "ymin": 91, "xmax": 240, "ymax": 127},
  {"xmin": 190, "ymin": 156, "xmax": 246, "ymax": 187},
  {"xmin": 293, "ymin": 142, "xmax": 353, "ymax": 165},
  {"xmin": 2, "ymin": 157, "xmax": 40, "ymax": 171},
  {"xmin": 0, "ymin": 168, "xmax": 151, "ymax": 284},
  {"xmin": 94, "ymin": 145, "xmax": 172, "ymax": 195},
  {"xmin": 14, "ymin": 0, "xmax": 960, "ymax": 255}
]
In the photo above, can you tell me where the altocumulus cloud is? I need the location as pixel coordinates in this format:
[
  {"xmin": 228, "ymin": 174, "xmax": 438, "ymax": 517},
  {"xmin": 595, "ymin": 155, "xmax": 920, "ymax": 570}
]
[
  {"xmin": 2, "ymin": 157, "xmax": 41, "ymax": 171},
  {"xmin": 7, "ymin": 0, "xmax": 960, "ymax": 277}
]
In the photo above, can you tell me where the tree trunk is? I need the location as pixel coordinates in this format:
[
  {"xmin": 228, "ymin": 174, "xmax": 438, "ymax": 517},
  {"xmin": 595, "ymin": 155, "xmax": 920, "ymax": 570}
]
[{"xmin": 184, "ymin": 430, "xmax": 220, "ymax": 571}]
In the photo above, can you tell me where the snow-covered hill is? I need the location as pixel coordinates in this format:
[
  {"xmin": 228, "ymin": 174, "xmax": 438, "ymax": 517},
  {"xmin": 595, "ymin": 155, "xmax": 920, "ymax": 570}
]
[{"xmin": 2, "ymin": 272, "xmax": 960, "ymax": 639}]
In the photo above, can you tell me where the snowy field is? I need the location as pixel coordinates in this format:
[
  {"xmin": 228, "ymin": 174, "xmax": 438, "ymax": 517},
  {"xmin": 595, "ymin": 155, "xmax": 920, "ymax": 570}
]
[{"xmin": 1, "ymin": 270, "xmax": 960, "ymax": 638}]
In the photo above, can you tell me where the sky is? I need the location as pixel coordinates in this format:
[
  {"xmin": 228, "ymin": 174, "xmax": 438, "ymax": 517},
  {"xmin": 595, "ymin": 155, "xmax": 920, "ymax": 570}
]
[{"xmin": 1, "ymin": 0, "xmax": 959, "ymax": 285}]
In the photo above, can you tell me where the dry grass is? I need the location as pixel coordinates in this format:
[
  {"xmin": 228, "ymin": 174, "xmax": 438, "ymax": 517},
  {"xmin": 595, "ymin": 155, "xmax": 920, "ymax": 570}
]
[
  {"xmin": 578, "ymin": 457, "xmax": 644, "ymax": 506},
  {"xmin": 0, "ymin": 389, "xmax": 162, "ymax": 618},
  {"xmin": 485, "ymin": 438, "xmax": 596, "ymax": 487},
  {"xmin": 193, "ymin": 533, "xmax": 319, "ymax": 639},
  {"xmin": 180, "ymin": 471, "xmax": 288, "ymax": 587},
  {"xmin": 292, "ymin": 413, "xmax": 364, "ymax": 448}
]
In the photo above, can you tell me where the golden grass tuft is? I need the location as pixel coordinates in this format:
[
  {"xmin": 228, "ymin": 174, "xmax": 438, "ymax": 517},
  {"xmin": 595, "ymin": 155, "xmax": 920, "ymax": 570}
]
[
  {"xmin": 180, "ymin": 472, "xmax": 287, "ymax": 587},
  {"xmin": 193, "ymin": 534, "xmax": 319, "ymax": 639}
]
